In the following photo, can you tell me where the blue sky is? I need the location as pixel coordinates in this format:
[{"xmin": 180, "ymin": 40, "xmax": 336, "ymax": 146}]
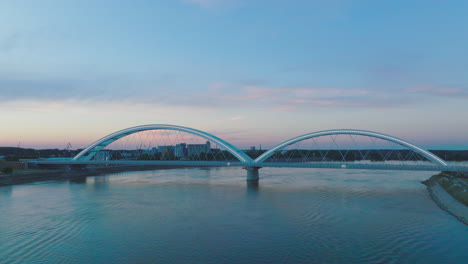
[{"xmin": 0, "ymin": 0, "xmax": 467, "ymax": 149}]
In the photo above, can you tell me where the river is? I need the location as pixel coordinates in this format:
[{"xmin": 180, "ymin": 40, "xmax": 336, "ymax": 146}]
[{"xmin": 0, "ymin": 167, "xmax": 467, "ymax": 263}]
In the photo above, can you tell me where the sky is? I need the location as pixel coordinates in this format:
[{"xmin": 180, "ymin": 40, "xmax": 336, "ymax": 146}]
[{"xmin": 0, "ymin": 0, "xmax": 467, "ymax": 150}]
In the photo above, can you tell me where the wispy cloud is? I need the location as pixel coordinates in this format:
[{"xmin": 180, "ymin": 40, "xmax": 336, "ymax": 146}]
[
  {"xmin": 182, "ymin": 82, "xmax": 465, "ymax": 111},
  {"xmin": 230, "ymin": 116, "xmax": 246, "ymax": 121},
  {"xmin": 0, "ymin": 72, "xmax": 464, "ymax": 112},
  {"xmin": 404, "ymin": 85, "xmax": 468, "ymax": 97},
  {"xmin": 227, "ymin": 84, "xmax": 378, "ymax": 109}
]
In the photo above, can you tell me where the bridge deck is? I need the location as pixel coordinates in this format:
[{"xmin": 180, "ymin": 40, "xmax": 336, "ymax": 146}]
[{"xmin": 24, "ymin": 159, "xmax": 468, "ymax": 172}]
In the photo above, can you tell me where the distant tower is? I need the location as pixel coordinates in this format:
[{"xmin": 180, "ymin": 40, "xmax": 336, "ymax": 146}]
[
  {"xmin": 15, "ymin": 140, "xmax": 21, "ymax": 155},
  {"xmin": 65, "ymin": 142, "xmax": 72, "ymax": 152},
  {"xmin": 65, "ymin": 142, "xmax": 73, "ymax": 157}
]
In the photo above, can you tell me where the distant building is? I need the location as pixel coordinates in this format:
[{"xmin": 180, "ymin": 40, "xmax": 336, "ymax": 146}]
[
  {"xmin": 158, "ymin": 146, "xmax": 174, "ymax": 154},
  {"xmin": 187, "ymin": 141, "xmax": 211, "ymax": 157},
  {"xmin": 250, "ymin": 146, "xmax": 256, "ymax": 151},
  {"xmin": 158, "ymin": 146, "xmax": 174, "ymax": 159},
  {"xmin": 175, "ymin": 143, "xmax": 187, "ymax": 158},
  {"xmin": 94, "ymin": 151, "xmax": 111, "ymax": 161},
  {"xmin": 144, "ymin": 148, "xmax": 158, "ymax": 155},
  {"xmin": 121, "ymin": 152, "xmax": 133, "ymax": 159}
]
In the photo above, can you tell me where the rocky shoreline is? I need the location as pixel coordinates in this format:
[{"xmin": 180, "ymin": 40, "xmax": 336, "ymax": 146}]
[{"xmin": 422, "ymin": 172, "xmax": 468, "ymax": 225}]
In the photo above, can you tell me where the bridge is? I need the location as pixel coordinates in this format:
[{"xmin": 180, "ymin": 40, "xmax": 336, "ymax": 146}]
[{"xmin": 26, "ymin": 124, "xmax": 468, "ymax": 181}]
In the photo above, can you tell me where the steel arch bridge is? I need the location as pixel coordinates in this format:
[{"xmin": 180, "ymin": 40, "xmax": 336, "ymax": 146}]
[
  {"xmin": 73, "ymin": 124, "xmax": 253, "ymax": 163},
  {"xmin": 254, "ymin": 129, "xmax": 448, "ymax": 166},
  {"xmin": 27, "ymin": 124, "xmax": 467, "ymax": 181}
]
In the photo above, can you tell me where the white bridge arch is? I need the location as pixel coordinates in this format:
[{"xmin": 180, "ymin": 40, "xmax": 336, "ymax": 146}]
[
  {"xmin": 254, "ymin": 129, "xmax": 448, "ymax": 167},
  {"xmin": 73, "ymin": 124, "xmax": 254, "ymax": 163},
  {"xmin": 25, "ymin": 125, "xmax": 464, "ymax": 181}
]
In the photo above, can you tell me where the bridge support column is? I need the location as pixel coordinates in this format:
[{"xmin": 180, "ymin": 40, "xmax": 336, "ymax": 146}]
[{"xmin": 245, "ymin": 167, "xmax": 261, "ymax": 181}]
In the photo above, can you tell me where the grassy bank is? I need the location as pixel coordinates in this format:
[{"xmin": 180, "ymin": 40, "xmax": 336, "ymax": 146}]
[
  {"xmin": 422, "ymin": 172, "xmax": 468, "ymax": 225},
  {"xmin": 427, "ymin": 172, "xmax": 468, "ymax": 206}
]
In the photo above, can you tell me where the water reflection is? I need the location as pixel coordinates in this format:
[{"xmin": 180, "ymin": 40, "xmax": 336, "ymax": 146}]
[
  {"xmin": 246, "ymin": 180, "xmax": 259, "ymax": 196},
  {"xmin": 92, "ymin": 176, "xmax": 109, "ymax": 190},
  {"xmin": 0, "ymin": 167, "xmax": 467, "ymax": 264},
  {"xmin": 68, "ymin": 175, "xmax": 87, "ymax": 184},
  {"xmin": 0, "ymin": 186, "xmax": 12, "ymax": 197}
]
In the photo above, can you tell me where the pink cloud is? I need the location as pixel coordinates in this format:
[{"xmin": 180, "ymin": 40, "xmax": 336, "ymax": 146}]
[
  {"xmin": 272, "ymin": 105, "xmax": 298, "ymax": 112},
  {"xmin": 230, "ymin": 116, "xmax": 247, "ymax": 121},
  {"xmin": 240, "ymin": 85, "xmax": 283, "ymax": 99},
  {"xmin": 191, "ymin": 83, "xmax": 384, "ymax": 111},
  {"xmin": 180, "ymin": 81, "xmax": 461, "ymax": 112}
]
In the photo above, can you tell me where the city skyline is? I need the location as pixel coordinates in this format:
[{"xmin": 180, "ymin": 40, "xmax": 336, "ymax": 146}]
[{"xmin": 1, "ymin": 0, "xmax": 468, "ymax": 150}]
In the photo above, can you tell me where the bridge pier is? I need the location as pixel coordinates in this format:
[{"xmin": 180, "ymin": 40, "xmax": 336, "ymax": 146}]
[{"xmin": 245, "ymin": 167, "xmax": 261, "ymax": 181}]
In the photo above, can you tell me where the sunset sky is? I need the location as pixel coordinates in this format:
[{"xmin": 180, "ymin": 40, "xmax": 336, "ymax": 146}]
[{"xmin": 1, "ymin": 0, "xmax": 467, "ymax": 149}]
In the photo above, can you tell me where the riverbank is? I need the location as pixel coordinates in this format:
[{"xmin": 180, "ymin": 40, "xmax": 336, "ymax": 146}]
[
  {"xmin": 422, "ymin": 172, "xmax": 468, "ymax": 225},
  {"xmin": 0, "ymin": 165, "xmax": 191, "ymax": 186}
]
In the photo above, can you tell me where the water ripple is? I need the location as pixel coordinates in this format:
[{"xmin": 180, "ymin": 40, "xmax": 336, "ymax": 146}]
[{"xmin": 1, "ymin": 168, "xmax": 467, "ymax": 264}]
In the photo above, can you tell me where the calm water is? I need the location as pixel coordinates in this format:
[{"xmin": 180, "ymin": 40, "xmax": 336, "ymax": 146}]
[{"xmin": 0, "ymin": 167, "xmax": 467, "ymax": 264}]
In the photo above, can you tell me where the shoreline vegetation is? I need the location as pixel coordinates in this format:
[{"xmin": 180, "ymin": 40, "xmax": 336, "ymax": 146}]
[{"xmin": 422, "ymin": 172, "xmax": 468, "ymax": 225}]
